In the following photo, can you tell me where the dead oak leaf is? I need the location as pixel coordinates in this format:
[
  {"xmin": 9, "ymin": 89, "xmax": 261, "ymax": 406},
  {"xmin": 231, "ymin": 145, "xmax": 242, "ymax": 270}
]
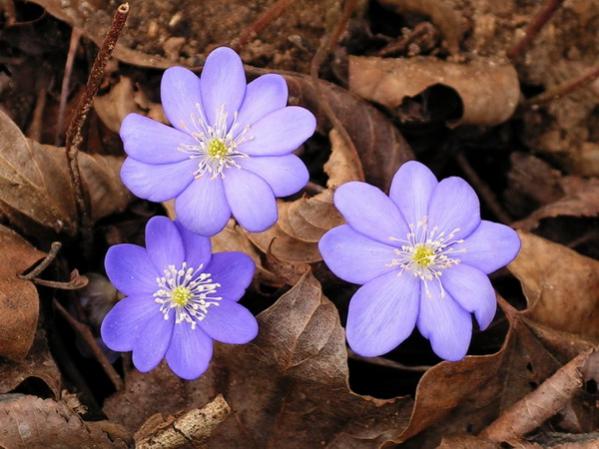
[{"xmin": 104, "ymin": 272, "xmax": 413, "ymax": 449}]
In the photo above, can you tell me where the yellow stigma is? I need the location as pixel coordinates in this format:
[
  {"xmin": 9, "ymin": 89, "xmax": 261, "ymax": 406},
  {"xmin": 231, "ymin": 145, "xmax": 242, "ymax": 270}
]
[
  {"xmin": 170, "ymin": 286, "xmax": 192, "ymax": 306},
  {"xmin": 412, "ymin": 244, "xmax": 435, "ymax": 268},
  {"xmin": 207, "ymin": 139, "xmax": 228, "ymax": 159}
]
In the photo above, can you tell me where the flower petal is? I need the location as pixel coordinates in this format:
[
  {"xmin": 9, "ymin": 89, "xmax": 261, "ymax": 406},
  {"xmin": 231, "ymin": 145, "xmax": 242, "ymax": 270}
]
[
  {"xmin": 101, "ymin": 295, "xmax": 159, "ymax": 352},
  {"xmin": 235, "ymin": 74, "xmax": 288, "ymax": 133},
  {"xmin": 175, "ymin": 221, "xmax": 212, "ymax": 269},
  {"xmin": 428, "ymin": 177, "xmax": 480, "ymax": 240},
  {"xmin": 105, "ymin": 244, "xmax": 159, "ymax": 296},
  {"xmin": 145, "ymin": 216, "xmax": 185, "ymax": 271},
  {"xmin": 239, "ymin": 155, "xmax": 308, "ymax": 197},
  {"xmin": 417, "ymin": 285, "xmax": 472, "ymax": 361},
  {"xmin": 334, "ymin": 181, "xmax": 409, "ymax": 245},
  {"xmin": 442, "ymin": 264, "xmax": 497, "ymax": 330},
  {"xmin": 346, "ymin": 271, "xmax": 420, "ymax": 357},
  {"xmin": 120, "ymin": 157, "xmax": 196, "ymax": 202},
  {"xmin": 319, "ymin": 225, "xmax": 399, "ymax": 284},
  {"xmin": 200, "ymin": 47, "xmax": 246, "ymax": 129},
  {"xmin": 206, "ymin": 252, "xmax": 254, "ymax": 302},
  {"xmin": 199, "ymin": 301, "xmax": 258, "ymax": 344},
  {"xmin": 132, "ymin": 312, "xmax": 174, "ymax": 372},
  {"xmin": 223, "ymin": 168, "xmax": 277, "ymax": 232},
  {"xmin": 237, "ymin": 107, "xmax": 316, "ymax": 156},
  {"xmin": 166, "ymin": 324, "xmax": 213, "ymax": 380},
  {"xmin": 175, "ymin": 176, "xmax": 231, "ymax": 236},
  {"xmin": 120, "ymin": 113, "xmax": 194, "ymax": 163},
  {"xmin": 389, "ymin": 161, "xmax": 438, "ymax": 226},
  {"xmin": 161, "ymin": 66, "xmax": 204, "ymax": 133},
  {"xmin": 457, "ymin": 221, "xmax": 521, "ymax": 274}
]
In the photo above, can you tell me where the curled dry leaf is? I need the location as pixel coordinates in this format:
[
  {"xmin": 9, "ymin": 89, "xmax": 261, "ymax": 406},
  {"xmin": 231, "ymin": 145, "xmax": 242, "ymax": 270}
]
[
  {"xmin": 435, "ymin": 435, "xmax": 499, "ymax": 449},
  {"xmin": 0, "ymin": 225, "xmax": 45, "ymax": 360},
  {"xmin": 104, "ymin": 272, "xmax": 414, "ymax": 449},
  {"xmin": 0, "ymin": 395, "xmax": 129, "ymax": 449},
  {"xmin": 0, "ymin": 110, "xmax": 130, "ymax": 237},
  {"xmin": 348, "ymin": 56, "xmax": 520, "ymax": 127},
  {"xmin": 509, "ymin": 231, "xmax": 599, "ymax": 343}
]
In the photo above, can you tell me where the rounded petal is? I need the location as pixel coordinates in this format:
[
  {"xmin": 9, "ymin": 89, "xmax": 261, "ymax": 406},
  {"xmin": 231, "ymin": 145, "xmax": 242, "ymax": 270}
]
[
  {"xmin": 101, "ymin": 295, "xmax": 158, "ymax": 352},
  {"xmin": 390, "ymin": 161, "xmax": 438, "ymax": 226},
  {"xmin": 199, "ymin": 300, "xmax": 258, "ymax": 344},
  {"xmin": 346, "ymin": 271, "xmax": 420, "ymax": 357},
  {"xmin": 223, "ymin": 168, "xmax": 277, "ymax": 232},
  {"xmin": 428, "ymin": 177, "xmax": 480, "ymax": 241},
  {"xmin": 175, "ymin": 176, "xmax": 231, "ymax": 236},
  {"xmin": 417, "ymin": 285, "xmax": 472, "ymax": 361},
  {"xmin": 239, "ymin": 155, "xmax": 308, "ymax": 197},
  {"xmin": 206, "ymin": 252, "xmax": 255, "ymax": 302},
  {"xmin": 200, "ymin": 47, "xmax": 246, "ymax": 129},
  {"xmin": 442, "ymin": 264, "xmax": 497, "ymax": 330},
  {"xmin": 132, "ymin": 312, "xmax": 174, "ymax": 372},
  {"xmin": 105, "ymin": 244, "xmax": 159, "ymax": 296},
  {"xmin": 319, "ymin": 225, "xmax": 399, "ymax": 284},
  {"xmin": 145, "ymin": 216, "xmax": 185, "ymax": 271},
  {"xmin": 120, "ymin": 113, "xmax": 194, "ymax": 163},
  {"xmin": 166, "ymin": 324, "xmax": 213, "ymax": 380},
  {"xmin": 237, "ymin": 107, "xmax": 316, "ymax": 156},
  {"xmin": 235, "ymin": 74, "xmax": 288, "ymax": 133},
  {"xmin": 334, "ymin": 181, "xmax": 409, "ymax": 245},
  {"xmin": 175, "ymin": 221, "xmax": 212, "ymax": 269},
  {"xmin": 457, "ymin": 221, "xmax": 521, "ymax": 274},
  {"xmin": 161, "ymin": 66, "xmax": 204, "ymax": 133},
  {"xmin": 120, "ymin": 157, "xmax": 196, "ymax": 202}
]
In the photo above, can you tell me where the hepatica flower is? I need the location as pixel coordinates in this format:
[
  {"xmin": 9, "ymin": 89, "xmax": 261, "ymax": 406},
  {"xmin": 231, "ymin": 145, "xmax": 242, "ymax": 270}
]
[
  {"xmin": 319, "ymin": 161, "xmax": 520, "ymax": 361},
  {"xmin": 119, "ymin": 47, "xmax": 316, "ymax": 236},
  {"xmin": 101, "ymin": 216, "xmax": 257, "ymax": 379}
]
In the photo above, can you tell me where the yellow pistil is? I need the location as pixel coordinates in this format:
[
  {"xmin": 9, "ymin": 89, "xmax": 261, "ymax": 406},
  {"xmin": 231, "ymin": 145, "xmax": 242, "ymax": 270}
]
[
  {"xmin": 207, "ymin": 139, "xmax": 228, "ymax": 159},
  {"xmin": 412, "ymin": 244, "xmax": 435, "ymax": 268},
  {"xmin": 170, "ymin": 286, "xmax": 192, "ymax": 307}
]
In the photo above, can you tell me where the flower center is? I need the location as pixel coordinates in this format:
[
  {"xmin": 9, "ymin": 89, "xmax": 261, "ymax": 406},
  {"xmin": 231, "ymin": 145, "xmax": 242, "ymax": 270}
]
[
  {"xmin": 154, "ymin": 262, "xmax": 222, "ymax": 329},
  {"xmin": 412, "ymin": 244, "xmax": 435, "ymax": 267},
  {"xmin": 177, "ymin": 104, "xmax": 252, "ymax": 179}
]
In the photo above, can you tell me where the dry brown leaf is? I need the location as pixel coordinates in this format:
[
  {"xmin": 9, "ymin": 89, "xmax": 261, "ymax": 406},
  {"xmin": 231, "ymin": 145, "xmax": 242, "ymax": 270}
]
[
  {"xmin": 349, "ymin": 56, "xmax": 520, "ymax": 127},
  {"xmin": 0, "ymin": 225, "xmax": 45, "ymax": 360},
  {"xmin": 104, "ymin": 272, "xmax": 413, "ymax": 449},
  {"xmin": 0, "ymin": 110, "xmax": 130, "ymax": 237},
  {"xmin": 435, "ymin": 435, "xmax": 499, "ymax": 449},
  {"xmin": 0, "ymin": 395, "xmax": 129, "ymax": 449},
  {"xmin": 508, "ymin": 231, "xmax": 599, "ymax": 343}
]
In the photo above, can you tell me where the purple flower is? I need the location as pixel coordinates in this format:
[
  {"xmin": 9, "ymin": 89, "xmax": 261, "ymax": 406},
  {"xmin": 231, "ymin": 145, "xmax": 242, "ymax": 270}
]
[
  {"xmin": 119, "ymin": 47, "xmax": 316, "ymax": 236},
  {"xmin": 100, "ymin": 216, "xmax": 258, "ymax": 379},
  {"xmin": 319, "ymin": 161, "xmax": 520, "ymax": 361}
]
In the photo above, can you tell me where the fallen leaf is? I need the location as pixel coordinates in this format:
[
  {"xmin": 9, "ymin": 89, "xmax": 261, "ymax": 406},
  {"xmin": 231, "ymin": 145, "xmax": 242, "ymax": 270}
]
[
  {"xmin": 435, "ymin": 435, "xmax": 499, "ymax": 449},
  {"xmin": 104, "ymin": 272, "xmax": 414, "ymax": 449}
]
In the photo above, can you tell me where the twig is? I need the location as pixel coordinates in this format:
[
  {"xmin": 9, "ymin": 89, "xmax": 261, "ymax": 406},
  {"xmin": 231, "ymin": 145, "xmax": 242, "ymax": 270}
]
[
  {"xmin": 56, "ymin": 27, "xmax": 82, "ymax": 145},
  {"xmin": 507, "ymin": 0, "xmax": 564, "ymax": 61},
  {"xmin": 53, "ymin": 298, "xmax": 123, "ymax": 390},
  {"xmin": 348, "ymin": 349, "xmax": 431, "ymax": 372},
  {"xmin": 455, "ymin": 151, "xmax": 512, "ymax": 224},
  {"xmin": 19, "ymin": 241, "xmax": 62, "ymax": 280},
  {"xmin": 65, "ymin": 3, "xmax": 129, "ymax": 246},
  {"xmin": 32, "ymin": 273, "xmax": 88, "ymax": 290},
  {"xmin": 234, "ymin": 0, "xmax": 296, "ymax": 52},
  {"xmin": 526, "ymin": 63, "xmax": 599, "ymax": 106},
  {"xmin": 27, "ymin": 82, "xmax": 49, "ymax": 142}
]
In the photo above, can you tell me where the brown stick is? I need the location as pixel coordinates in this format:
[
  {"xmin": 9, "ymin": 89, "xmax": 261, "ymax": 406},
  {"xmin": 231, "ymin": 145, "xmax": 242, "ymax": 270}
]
[
  {"xmin": 56, "ymin": 27, "xmax": 83, "ymax": 145},
  {"xmin": 19, "ymin": 241, "xmax": 62, "ymax": 280},
  {"xmin": 32, "ymin": 270, "xmax": 89, "ymax": 290},
  {"xmin": 65, "ymin": 3, "xmax": 129, "ymax": 244},
  {"xmin": 526, "ymin": 64, "xmax": 599, "ymax": 106},
  {"xmin": 234, "ymin": 0, "xmax": 296, "ymax": 52},
  {"xmin": 507, "ymin": 0, "xmax": 564, "ymax": 61},
  {"xmin": 53, "ymin": 298, "xmax": 123, "ymax": 390},
  {"xmin": 27, "ymin": 82, "xmax": 49, "ymax": 141}
]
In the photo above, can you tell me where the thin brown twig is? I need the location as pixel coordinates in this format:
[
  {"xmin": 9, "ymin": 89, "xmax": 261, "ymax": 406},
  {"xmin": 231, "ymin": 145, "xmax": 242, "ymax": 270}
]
[
  {"xmin": 526, "ymin": 63, "xmax": 599, "ymax": 106},
  {"xmin": 455, "ymin": 151, "xmax": 512, "ymax": 224},
  {"xmin": 348, "ymin": 349, "xmax": 431, "ymax": 372},
  {"xmin": 19, "ymin": 241, "xmax": 62, "ymax": 280},
  {"xmin": 56, "ymin": 27, "xmax": 83, "ymax": 145},
  {"xmin": 65, "ymin": 3, "xmax": 129, "ymax": 248},
  {"xmin": 27, "ymin": 82, "xmax": 49, "ymax": 141},
  {"xmin": 32, "ymin": 270, "xmax": 89, "ymax": 290},
  {"xmin": 234, "ymin": 0, "xmax": 296, "ymax": 52},
  {"xmin": 53, "ymin": 298, "xmax": 123, "ymax": 390}
]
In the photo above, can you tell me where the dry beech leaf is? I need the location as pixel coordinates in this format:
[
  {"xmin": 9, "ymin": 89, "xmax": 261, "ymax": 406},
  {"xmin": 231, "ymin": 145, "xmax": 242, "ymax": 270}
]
[
  {"xmin": 104, "ymin": 272, "xmax": 413, "ymax": 449},
  {"xmin": 0, "ymin": 110, "xmax": 130, "ymax": 237},
  {"xmin": 435, "ymin": 435, "xmax": 499, "ymax": 449},
  {"xmin": 508, "ymin": 231, "xmax": 599, "ymax": 343},
  {"xmin": 0, "ymin": 225, "xmax": 45, "ymax": 360},
  {"xmin": 0, "ymin": 395, "xmax": 129, "ymax": 449},
  {"xmin": 349, "ymin": 56, "xmax": 520, "ymax": 127}
]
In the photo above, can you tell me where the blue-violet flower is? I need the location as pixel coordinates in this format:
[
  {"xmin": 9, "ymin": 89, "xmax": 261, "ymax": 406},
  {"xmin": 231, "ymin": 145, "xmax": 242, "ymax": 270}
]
[
  {"xmin": 101, "ymin": 216, "xmax": 258, "ymax": 379},
  {"xmin": 119, "ymin": 47, "xmax": 316, "ymax": 236},
  {"xmin": 318, "ymin": 161, "xmax": 520, "ymax": 361}
]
